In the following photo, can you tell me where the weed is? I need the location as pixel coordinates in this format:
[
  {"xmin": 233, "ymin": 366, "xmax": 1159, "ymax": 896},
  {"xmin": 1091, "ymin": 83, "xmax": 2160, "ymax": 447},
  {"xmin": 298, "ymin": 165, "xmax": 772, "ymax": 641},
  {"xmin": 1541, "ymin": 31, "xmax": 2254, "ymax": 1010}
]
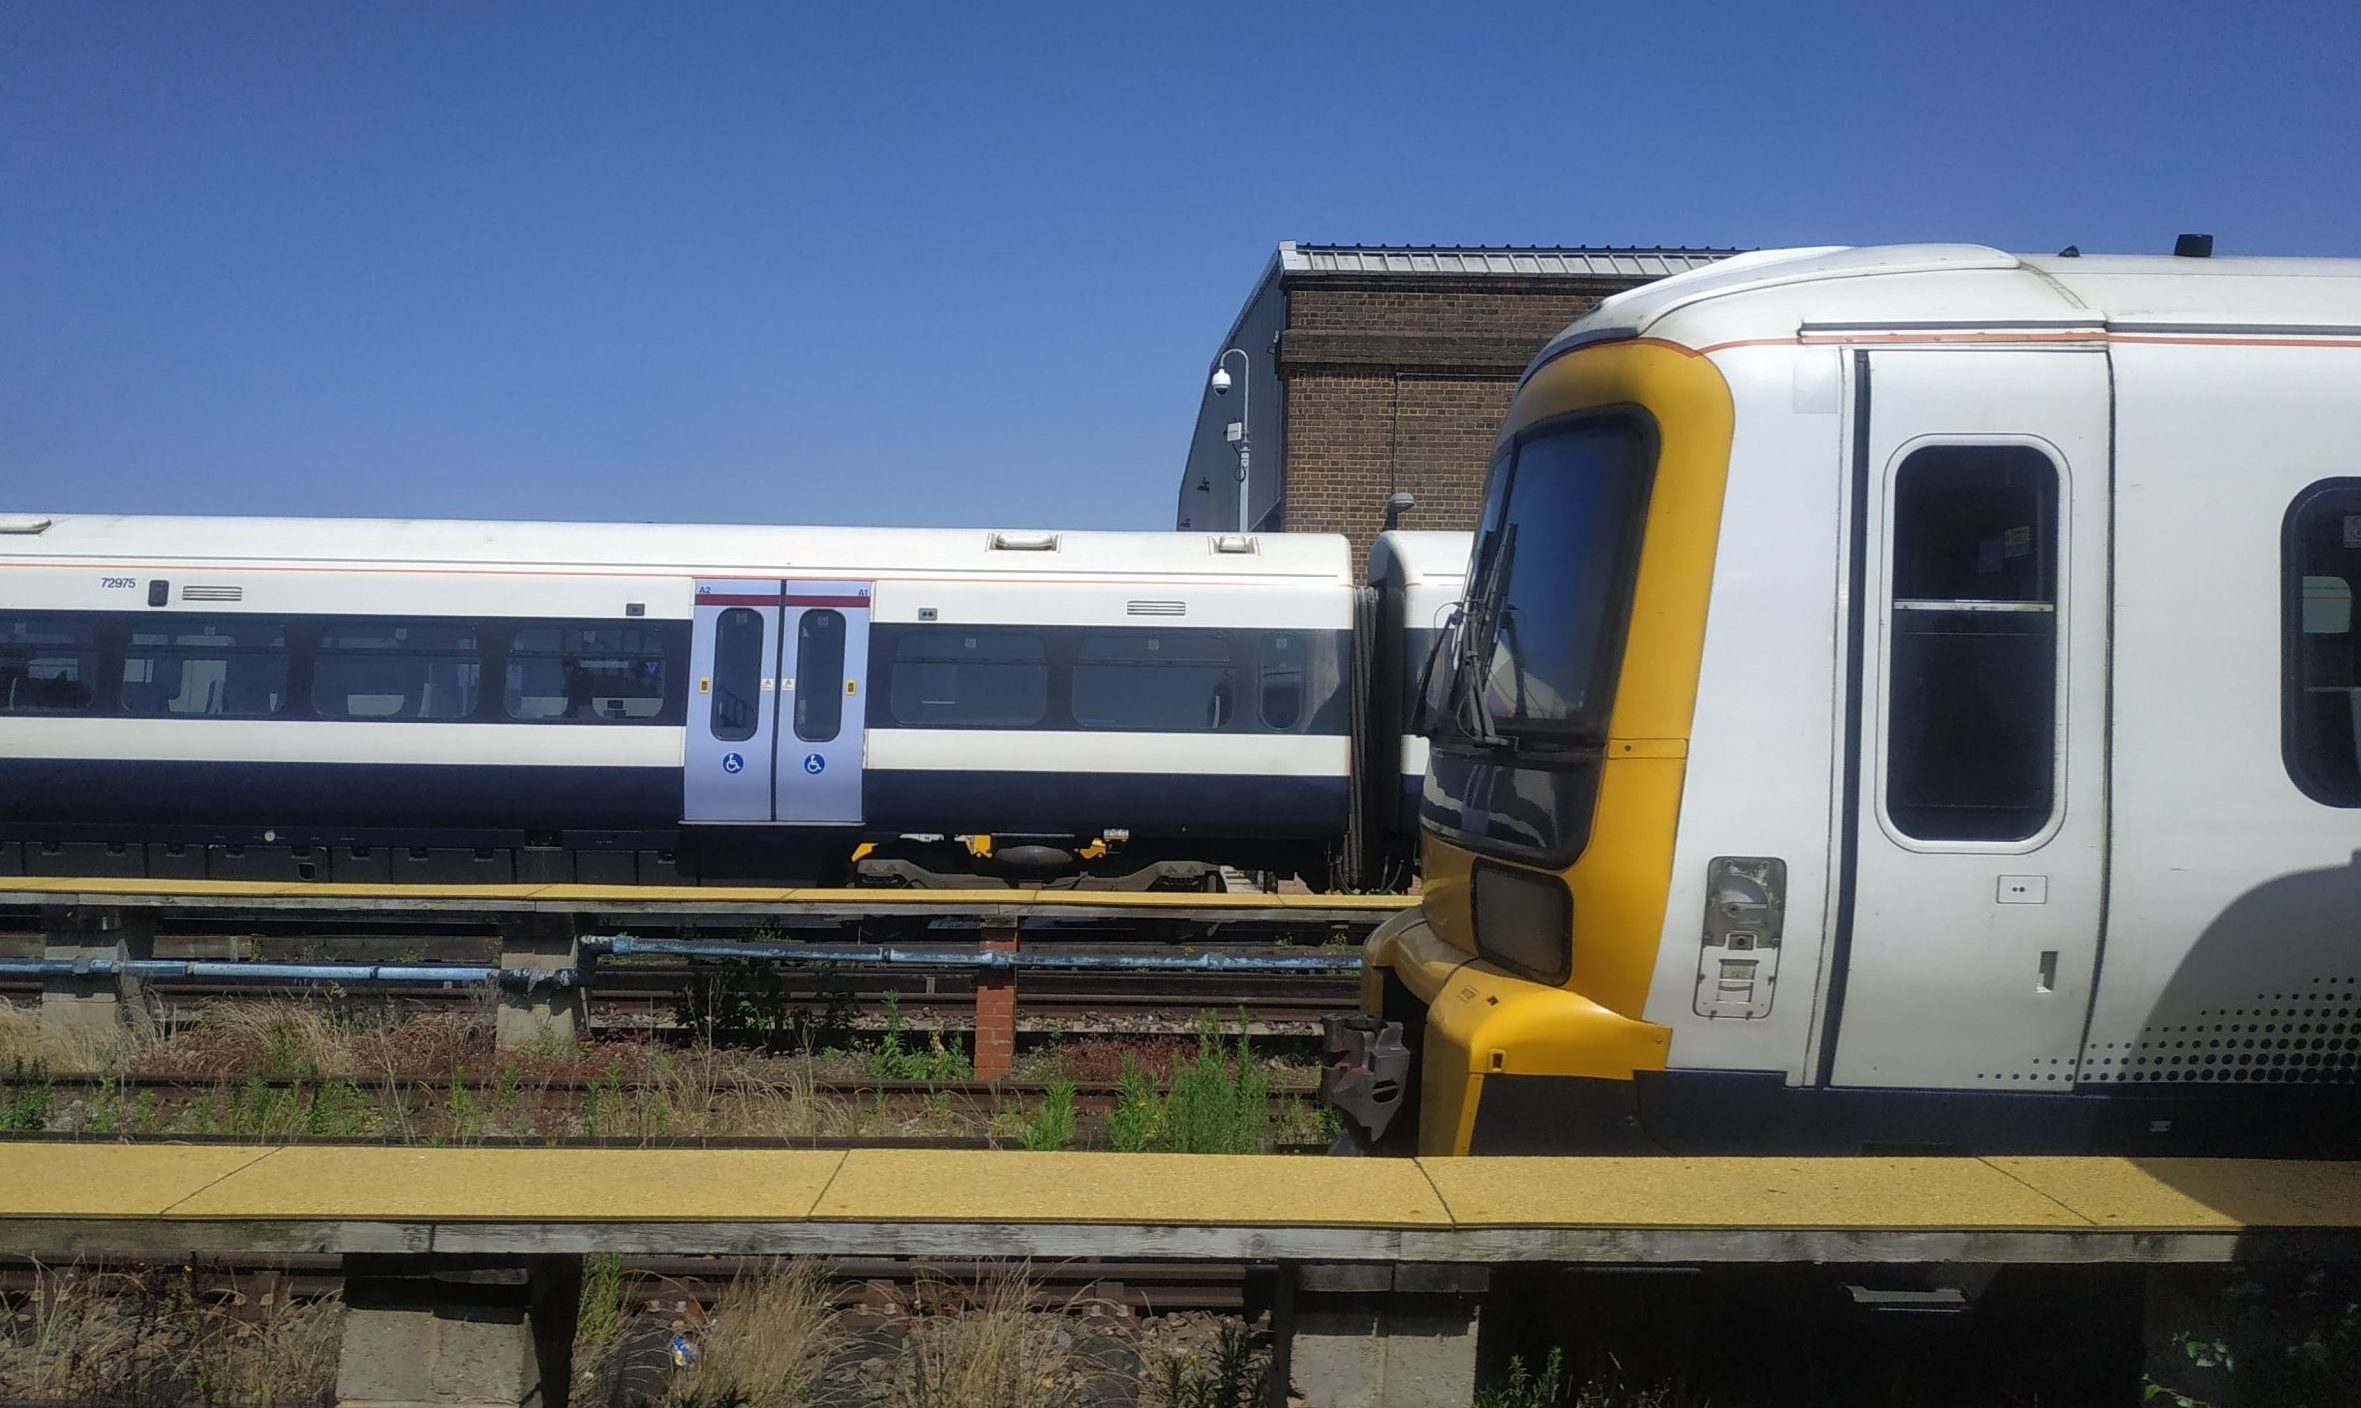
[
  {"xmin": 1020, "ymin": 1076, "xmax": 1077, "ymax": 1151},
  {"xmin": 1161, "ymin": 1011, "xmax": 1268, "ymax": 1154},
  {"xmin": 304, "ymin": 1077, "xmax": 376, "ymax": 1138},
  {"xmin": 868, "ymin": 992, "xmax": 973, "ymax": 1082},
  {"xmin": 1152, "ymin": 1319, "xmax": 1268, "ymax": 1408},
  {"xmin": 2, "ymin": 1077, "xmax": 55, "ymax": 1133},
  {"xmin": 892, "ymin": 1268, "xmax": 1075, "ymax": 1408},
  {"xmin": 1269, "ymin": 1096, "xmax": 1338, "ymax": 1148},
  {"xmin": 571, "ymin": 1252, "xmax": 632, "ymax": 1399},
  {"xmin": 1478, "ymin": 1348, "xmax": 1566, "ymax": 1408},
  {"xmin": 446, "ymin": 1065, "xmax": 482, "ymax": 1143},
  {"xmin": 585, "ymin": 1061, "xmax": 624, "ymax": 1139},
  {"xmin": 664, "ymin": 1261, "xmax": 841, "ymax": 1408},
  {"xmin": 1106, "ymin": 1054, "xmax": 1164, "ymax": 1152}
]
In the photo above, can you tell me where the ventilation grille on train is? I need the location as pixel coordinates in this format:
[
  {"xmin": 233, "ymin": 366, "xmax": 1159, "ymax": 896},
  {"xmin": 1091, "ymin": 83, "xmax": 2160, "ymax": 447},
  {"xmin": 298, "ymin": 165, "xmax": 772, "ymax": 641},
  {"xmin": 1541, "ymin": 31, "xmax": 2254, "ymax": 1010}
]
[
  {"xmin": 1126, "ymin": 600, "xmax": 1186, "ymax": 617},
  {"xmin": 181, "ymin": 585, "xmax": 243, "ymax": 602}
]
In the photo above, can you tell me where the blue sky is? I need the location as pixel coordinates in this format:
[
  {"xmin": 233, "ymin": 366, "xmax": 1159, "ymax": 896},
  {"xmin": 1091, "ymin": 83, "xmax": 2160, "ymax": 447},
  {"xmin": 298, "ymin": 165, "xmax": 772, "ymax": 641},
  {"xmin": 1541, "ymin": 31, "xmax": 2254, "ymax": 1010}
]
[{"xmin": 5, "ymin": 2, "xmax": 2354, "ymax": 531}]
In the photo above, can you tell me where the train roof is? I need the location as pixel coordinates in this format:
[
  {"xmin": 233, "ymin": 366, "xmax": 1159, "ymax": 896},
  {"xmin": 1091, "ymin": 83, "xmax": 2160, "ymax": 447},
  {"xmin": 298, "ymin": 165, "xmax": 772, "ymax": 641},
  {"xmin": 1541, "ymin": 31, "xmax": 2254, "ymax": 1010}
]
[
  {"xmin": 1532, "ymin": 244, "xmax": 2361, "ymax": 372},
  {"xmin": 0, "ymin": 514, "xmax": 1354, "ymax": 583},
  {"xmin": 1368, "ymin": 531, "xmax": 1474, "ymax": 586}
]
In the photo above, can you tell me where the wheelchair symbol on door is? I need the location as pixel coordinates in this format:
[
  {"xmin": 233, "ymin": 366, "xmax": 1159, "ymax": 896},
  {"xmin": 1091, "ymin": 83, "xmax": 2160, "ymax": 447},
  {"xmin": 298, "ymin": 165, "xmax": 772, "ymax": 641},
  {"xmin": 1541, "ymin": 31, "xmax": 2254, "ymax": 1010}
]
[
  {"xmin": 720, "ymin": 752, "xmax": 745, "ymax": 775},
  {"xmin": 803, "ymin": 753, "xmax": 825, "ymax": 775}
]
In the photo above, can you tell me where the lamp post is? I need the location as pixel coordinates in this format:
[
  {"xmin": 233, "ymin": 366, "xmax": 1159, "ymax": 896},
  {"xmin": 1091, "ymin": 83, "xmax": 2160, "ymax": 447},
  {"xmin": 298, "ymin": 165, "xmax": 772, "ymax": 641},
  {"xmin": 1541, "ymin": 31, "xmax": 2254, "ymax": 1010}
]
[{"xmin": 1210, "ymin": 348, "xmax": 1252, "ymax": 532}]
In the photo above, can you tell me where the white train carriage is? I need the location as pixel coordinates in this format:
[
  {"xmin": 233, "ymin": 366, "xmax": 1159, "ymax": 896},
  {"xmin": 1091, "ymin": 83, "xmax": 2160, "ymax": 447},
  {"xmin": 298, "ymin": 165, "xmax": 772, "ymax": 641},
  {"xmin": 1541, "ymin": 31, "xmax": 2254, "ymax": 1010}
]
[
  {"xmin": 1331, "ymin": 244, "xmax": 2361, "ymax": 1156},
  {"xmin": 0, "ymin": 517, "xmax": 1358, "ymax": 886}
]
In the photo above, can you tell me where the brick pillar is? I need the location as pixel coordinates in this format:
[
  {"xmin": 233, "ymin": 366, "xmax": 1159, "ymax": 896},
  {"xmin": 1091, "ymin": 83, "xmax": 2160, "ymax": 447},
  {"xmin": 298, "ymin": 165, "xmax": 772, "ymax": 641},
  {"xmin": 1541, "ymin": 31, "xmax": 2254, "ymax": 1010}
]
[{"xmin": 973, "ymin": 918, "xmax": 1019, "ymax": 1081}]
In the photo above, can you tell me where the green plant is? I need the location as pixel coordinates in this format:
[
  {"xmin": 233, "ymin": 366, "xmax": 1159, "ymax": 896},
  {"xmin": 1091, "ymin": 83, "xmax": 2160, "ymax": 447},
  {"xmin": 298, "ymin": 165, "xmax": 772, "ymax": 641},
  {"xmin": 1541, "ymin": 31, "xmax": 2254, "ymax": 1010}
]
[
  {"xmin": 868, "ymin": 993, "xmax": 972, "ymax": 1082},
  {"xmin": 304, "ymin": 1078, "xmax": 376, "ymax": 1138},
  {"xmin": 1106, "ymin": 1054, "xmax": 1163, "ymax": 1152},
  {"xmin": 572, "ymin": 1252, "xmax": 631, "ymax": 1396},
  {"xmin": 1019, "ymin": 1077, "xmax": 1077, "ymax": 1151},
  {"xmin": 1152, "ymin": 1320, "xmax": 1268, "ymax": 1408},
  {"xmin": 1161, "ymin": 1012, "xmax": 1268, "ymax": 1154},
  {"xmin": 584, "ymin": 1062, "xmax": 624, "ymax": 1139},
  {"xmin": 1, "ymin": 1078, "xmax": 54, "ymax": 1133},
  {"xmin": 1478, "ymin": 1348, "xmax": 1565, "ymax": 1408}
]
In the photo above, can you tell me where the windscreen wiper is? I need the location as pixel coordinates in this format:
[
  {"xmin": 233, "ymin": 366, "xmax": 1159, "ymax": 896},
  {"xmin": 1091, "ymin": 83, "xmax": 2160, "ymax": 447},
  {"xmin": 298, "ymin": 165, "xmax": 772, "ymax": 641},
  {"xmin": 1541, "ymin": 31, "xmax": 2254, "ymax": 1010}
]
[{"xmin": 1453, "ymin": 527, "xmax": 1516, "ymax": 751}]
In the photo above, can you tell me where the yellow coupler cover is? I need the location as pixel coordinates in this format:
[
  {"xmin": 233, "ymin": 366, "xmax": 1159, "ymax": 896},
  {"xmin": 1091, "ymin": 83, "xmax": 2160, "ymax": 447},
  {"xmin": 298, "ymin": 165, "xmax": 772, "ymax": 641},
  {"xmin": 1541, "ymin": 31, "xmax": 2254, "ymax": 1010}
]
[{"xmin": 1366, "ymin": 908, "xmax": 1670, "ymax": 1156}]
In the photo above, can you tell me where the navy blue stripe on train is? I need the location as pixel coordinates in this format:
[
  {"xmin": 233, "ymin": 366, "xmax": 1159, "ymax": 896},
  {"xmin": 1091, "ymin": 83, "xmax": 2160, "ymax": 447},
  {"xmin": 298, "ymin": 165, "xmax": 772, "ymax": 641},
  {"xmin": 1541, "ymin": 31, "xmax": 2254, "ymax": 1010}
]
[{"xmin": 0, "ymin": 514, "xmax": 1470, "ymax": 890}]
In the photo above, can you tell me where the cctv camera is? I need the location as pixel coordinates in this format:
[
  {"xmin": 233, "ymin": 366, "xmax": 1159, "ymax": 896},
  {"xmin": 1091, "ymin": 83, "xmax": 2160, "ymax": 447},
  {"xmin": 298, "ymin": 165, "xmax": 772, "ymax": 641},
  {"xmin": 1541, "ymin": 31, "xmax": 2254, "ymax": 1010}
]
[{"xmin": 1209, "ymin": 367, "xmax": 1232, "ymax": 395}]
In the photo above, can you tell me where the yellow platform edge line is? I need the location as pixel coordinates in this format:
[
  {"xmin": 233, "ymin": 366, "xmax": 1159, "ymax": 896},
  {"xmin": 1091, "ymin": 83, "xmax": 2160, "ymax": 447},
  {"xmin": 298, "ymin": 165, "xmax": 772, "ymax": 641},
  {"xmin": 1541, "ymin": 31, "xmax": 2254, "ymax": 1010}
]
[
  {"xmin": 0, "ymin": 878, "xmax": 1415, "ymax": 909},
  {"xmin": 4, "ymin": 1147, "xmax": 2353, "ymax": 1234}
]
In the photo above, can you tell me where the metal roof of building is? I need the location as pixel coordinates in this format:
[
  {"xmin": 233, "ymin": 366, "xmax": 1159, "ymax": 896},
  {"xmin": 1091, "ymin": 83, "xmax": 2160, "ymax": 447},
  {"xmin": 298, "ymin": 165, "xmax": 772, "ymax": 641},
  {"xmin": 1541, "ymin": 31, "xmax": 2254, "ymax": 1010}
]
[{"xmin": 1279, "ymin": 242, "xmax": 1743, "ymax": 280}]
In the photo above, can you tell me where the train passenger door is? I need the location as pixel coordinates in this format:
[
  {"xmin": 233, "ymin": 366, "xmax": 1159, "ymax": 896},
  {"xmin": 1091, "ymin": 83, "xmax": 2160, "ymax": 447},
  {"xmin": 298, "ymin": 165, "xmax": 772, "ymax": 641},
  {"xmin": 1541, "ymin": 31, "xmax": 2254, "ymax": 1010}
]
[
  {"xmin": 1824, "ymin": 348, "xmax": 2111, "ymax": 1089},
  {"xmin": 686, "ymin": 580, "xmax": 784, "ymax": 823},
  {"xmin": 774, "ymin": 581, "xmax": 870, "ymax": 825}
]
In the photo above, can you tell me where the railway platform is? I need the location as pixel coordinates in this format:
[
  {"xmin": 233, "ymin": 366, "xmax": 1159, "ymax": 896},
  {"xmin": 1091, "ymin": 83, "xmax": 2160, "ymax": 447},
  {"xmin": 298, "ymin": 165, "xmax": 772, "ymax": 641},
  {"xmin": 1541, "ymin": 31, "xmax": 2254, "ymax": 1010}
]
[{"xmin": 0, "ymin": 1144, "xmax": 2354, "ymax": 1407}]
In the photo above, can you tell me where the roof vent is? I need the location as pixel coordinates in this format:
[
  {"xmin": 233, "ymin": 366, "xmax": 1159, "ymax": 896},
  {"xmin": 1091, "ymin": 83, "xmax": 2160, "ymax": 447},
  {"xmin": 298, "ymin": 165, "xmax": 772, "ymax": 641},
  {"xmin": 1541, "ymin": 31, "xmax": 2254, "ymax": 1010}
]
[
  {"xmin": 987, "ymin": 531, "xmax": 1060, "ymax": 552},
  {"xmin": 1127, "ymin": 600, "xmax": 1187, "ymax": 617},
  {"xmin": 181, "ymin": 585, "xmax": 243, "ymax": 603},
  {"xmin": 0, "ymin": 516, "xmax": 53, "ymax": 535},
  {"xmin": 1210, "ymin": 534, "xmax": 1257, "ymax": 554}
]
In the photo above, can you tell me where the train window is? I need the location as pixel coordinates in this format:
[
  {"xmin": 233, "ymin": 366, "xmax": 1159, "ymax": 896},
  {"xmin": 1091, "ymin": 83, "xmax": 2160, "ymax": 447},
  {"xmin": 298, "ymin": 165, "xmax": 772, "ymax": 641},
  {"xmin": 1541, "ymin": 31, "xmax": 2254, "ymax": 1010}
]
[
  {"xmin": 506, "ymin": 625, "xmax": 665, "ymax": 723},
  {"xmin": 1260, "ymin": 634, "xmax": 1303, "ymax": 729},
  {"xmin": 889, "ymin": 630, "xmax": 1047, "ymax": 728},
  {"xmin": 122, "ymin": 619, "xmax": 288, "ymax": 717},
  {"xmin": 313, "ymin": 621, "xmax": 483, "ymax": 721},
  {"xmin": 1884, "ymin": 445, "xmax": 2059, "ymax": 841},
  {"xmin": 1473, "ymin": 419, "xmax": 1654, "ymax": 743},
  {"xmin": 0, "ymin": 617, "xmax": 97, "ymax": 714},
  {"xmin": 793, "ymin": 610, "xmax": 846, "ymax": 742},
  {"xmin": 1073, "ymin": 633, "xmax": 1234, "ymax": 731},
  {"xmin": 710, "ymin": 608, "xmax": 766, "ymax": 743},
  {"xmin": 2283, "ymin": 481, "xmax": 2361, "ymax": 805}
]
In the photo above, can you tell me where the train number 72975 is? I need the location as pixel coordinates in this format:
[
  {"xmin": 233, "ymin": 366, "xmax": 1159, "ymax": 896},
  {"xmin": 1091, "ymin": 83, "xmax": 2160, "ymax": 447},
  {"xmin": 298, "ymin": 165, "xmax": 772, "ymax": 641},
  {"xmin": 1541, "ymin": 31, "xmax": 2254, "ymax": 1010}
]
[{"xmin": 99, "ymin": 576, "xmax": 138, "ymax": 589}]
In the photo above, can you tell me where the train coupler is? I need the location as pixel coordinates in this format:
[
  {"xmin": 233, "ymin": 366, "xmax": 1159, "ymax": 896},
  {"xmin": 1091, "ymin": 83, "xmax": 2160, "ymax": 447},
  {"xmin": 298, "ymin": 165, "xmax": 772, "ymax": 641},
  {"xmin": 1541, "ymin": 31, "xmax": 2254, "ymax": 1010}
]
[{"xmin": 1320, "ymin": 1013, "xmax": 1410, "ymax": 1141}]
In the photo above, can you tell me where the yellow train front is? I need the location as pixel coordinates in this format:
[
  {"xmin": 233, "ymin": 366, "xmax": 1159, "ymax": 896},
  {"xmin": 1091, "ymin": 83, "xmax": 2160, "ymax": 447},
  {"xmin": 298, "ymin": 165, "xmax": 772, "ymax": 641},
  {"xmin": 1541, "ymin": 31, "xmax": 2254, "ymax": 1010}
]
[{"xmin": 1323, "ymin": 244, "xmax": 2361, "ymax": 1158}]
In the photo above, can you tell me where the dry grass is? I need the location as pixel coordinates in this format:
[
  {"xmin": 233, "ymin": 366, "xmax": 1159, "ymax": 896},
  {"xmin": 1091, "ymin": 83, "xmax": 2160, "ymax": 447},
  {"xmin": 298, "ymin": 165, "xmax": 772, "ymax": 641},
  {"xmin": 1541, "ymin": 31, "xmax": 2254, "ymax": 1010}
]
[
  {"xmin": 0, "ymin": 999, "xmax": 156, "ymax": 1075},
  {"xmin": 892, "ymin": 1267, "xmax": 1081, "ymax": 1408},
  {"xmin": 664, "ymin": 1261, "xmax": 842, "ymax": 1408},
  {"xmin": 144, "ymin": 999, "xmax": 493, "ymax": 1079},
  {"xmin": 0, "ymin": 1262, "xmax": 341, "ymax": 1407}
]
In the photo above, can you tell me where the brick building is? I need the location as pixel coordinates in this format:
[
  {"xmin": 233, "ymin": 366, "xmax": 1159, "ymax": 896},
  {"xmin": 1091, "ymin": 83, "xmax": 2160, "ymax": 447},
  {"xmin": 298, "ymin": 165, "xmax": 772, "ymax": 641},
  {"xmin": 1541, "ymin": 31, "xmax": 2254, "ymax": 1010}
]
[{"xmin": 1174, "ymin": 243, "xmax": 1736, "ymax": 568}]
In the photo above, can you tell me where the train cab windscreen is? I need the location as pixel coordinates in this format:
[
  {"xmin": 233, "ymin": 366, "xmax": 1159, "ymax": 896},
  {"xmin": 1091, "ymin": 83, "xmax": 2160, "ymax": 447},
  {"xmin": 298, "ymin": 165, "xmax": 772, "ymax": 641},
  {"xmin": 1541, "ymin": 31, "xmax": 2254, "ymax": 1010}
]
[
  {"xmin": 1469, "ymin": 417, "xmax": 1655, "ymax": 746},
  {"xmin": 1422, "ymin": 415, "xmax": 1656, "ymax": 869}
]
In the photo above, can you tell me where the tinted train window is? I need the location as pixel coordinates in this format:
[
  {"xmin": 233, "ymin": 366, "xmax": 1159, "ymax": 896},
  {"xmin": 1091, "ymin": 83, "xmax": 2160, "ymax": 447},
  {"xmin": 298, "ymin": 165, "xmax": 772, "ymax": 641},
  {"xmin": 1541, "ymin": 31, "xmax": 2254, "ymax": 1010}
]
[
  {"xmin": 123, "ymin": 619, "xmax": 288, "ymax": 717},
  {"xmin": 793, "ymin": 609, "xmax": 846, "ymax": 742},
  {"xmin": 889, "ymin": 630, "xmax": 1047, "ymax": 727},
  {"xmin": 710, "ymin": 609, "xmax": 766, "ymax": 743},
  {"xmin": 1473, "ymin": 420, "xmax": 1653, "ymax": 742},
  {"xmin": 1884, "ymin": 445, "xmax": 2059, "ymax": 841},
  {"xmin": 1260, "ymin": 633, "xmax": 1303, "ymax": 729},
  {"xmin": 506, "ymin": 625, "xmax": 666, "ymax": 722},
  {"xmin": 2285, "ymin": 480, "xmax": 2361, "ymax": 805},
  {"xmin": 314, "ymin": 621, "xmax": 483, "ymax": 721},
  {"xmin": 0, "ymin": 617, "xmax": 96, "ymax": 714},
  {"xmin": 1073, "ymin": 634, "xmax": 1233, "ymax": 731}
]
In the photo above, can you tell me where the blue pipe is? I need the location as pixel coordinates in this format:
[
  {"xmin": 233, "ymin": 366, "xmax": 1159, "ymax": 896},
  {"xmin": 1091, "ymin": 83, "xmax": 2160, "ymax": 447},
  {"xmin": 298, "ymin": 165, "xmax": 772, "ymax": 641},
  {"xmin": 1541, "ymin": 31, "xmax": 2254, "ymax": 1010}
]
[
  {"xmin": 0, "ymin": 958, "xmax": 576, "ymax": 991},
  {"xmin": 582, "ymin": 934, "xmax": 1362, "ymax": 973},
  {"xmin": 0, "ymin": 941, "xmax": 1361, "ymax": 988}
]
